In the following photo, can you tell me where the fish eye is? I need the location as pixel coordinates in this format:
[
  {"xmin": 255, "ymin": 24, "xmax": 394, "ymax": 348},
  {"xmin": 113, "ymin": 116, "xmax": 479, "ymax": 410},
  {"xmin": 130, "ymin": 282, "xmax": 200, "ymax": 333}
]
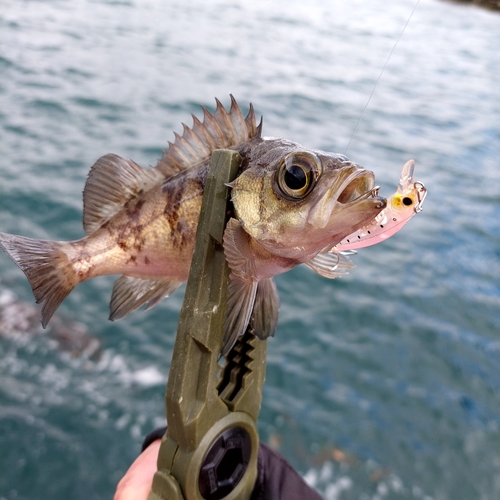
[
  {"xmin": 277, "ymin": 152, "xmax": 320, "ymax": 199},
  {"xmin": 402, "ymin": 196, "xmax": 413, "ymax": 206},
  {"xmin": 284, "ymin": 164, "xmax": 307, "ymax": 190}
]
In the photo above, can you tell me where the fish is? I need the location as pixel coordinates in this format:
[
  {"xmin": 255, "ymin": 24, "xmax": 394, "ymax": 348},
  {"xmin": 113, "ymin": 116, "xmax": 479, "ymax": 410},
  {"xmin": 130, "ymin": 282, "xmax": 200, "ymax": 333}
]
[{"xmin": 0, "ymin": 96, "xmax": 386, "ymax": 355}]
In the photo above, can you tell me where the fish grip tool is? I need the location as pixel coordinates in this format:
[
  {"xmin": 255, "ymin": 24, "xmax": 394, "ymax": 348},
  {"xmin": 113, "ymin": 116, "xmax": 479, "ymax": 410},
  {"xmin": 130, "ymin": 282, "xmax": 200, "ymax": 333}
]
[{"xmin": 147, "ymin": 149, "xmax": 267, "ymax": 500}]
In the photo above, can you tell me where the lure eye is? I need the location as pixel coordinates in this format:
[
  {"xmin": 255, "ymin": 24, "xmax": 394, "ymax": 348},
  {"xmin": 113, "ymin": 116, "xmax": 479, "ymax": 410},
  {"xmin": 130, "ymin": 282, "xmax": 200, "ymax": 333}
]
[
  {"xmin": 277, "ymin": 152, "xmax": 321, "ymax": 199},
  {"xmin": 402, "ymin": 197, "xmax": 413, "ymax": 206}
]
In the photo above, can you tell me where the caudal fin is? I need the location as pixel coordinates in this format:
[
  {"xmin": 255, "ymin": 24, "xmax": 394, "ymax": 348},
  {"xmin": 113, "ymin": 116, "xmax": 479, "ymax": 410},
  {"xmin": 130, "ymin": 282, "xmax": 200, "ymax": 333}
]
[{"xmin": 0, "ymin": 232, "xmax": 76, "ymax": 327}]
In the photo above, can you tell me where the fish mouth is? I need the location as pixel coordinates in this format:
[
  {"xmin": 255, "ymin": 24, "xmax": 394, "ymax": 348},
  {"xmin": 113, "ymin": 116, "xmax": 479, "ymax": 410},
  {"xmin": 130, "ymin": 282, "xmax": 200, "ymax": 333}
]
[
  {"xmin": 307, "ymin": 168, "xmax": 386, "ymax": 230},
  {"xmin": 337, "ymin": 171, "xmax": 378, "ymax": 204}
]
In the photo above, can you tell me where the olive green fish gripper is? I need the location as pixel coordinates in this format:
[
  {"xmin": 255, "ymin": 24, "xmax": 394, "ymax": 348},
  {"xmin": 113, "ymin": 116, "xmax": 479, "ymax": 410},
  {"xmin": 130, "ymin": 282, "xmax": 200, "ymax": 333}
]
[{"xmin": 147, "ymin": 149, "xmax": 267, "ymax": 500}]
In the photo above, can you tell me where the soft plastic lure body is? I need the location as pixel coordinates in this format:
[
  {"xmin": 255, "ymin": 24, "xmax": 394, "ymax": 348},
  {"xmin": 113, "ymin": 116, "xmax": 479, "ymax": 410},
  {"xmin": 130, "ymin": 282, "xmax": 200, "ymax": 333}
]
[{"xmin": 334, "ymin": 159, "xmax": 427, "ymax": 251}]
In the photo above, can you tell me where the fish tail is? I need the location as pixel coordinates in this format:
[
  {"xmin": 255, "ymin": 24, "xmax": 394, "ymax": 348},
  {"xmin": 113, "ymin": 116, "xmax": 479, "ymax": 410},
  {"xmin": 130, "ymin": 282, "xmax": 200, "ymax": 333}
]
[{"xmin": 0, "ymin": 232, "xmax": 76, "ymax": 327}]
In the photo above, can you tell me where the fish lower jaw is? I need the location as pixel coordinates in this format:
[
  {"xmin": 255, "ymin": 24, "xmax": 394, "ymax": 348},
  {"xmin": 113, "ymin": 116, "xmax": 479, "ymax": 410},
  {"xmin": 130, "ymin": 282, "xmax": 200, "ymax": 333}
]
[{"xmin": 307, "ymin": 193, "xmax": 385, "ymax": 232}]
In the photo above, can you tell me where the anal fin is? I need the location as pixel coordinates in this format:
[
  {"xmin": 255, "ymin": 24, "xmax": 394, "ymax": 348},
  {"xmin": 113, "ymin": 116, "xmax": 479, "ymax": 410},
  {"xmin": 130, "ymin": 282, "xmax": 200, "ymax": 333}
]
[{"xmin": 109, "ymin": 275, "xmax": 181, "ymax": 320}]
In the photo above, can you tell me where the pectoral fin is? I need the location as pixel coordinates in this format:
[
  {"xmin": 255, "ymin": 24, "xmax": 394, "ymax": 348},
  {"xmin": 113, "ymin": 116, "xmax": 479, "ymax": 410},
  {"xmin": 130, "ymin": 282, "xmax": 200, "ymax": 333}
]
[
  {"xmin": 305, "ymin": 251, "xmax": 356, "ymax": 279},
  {"xmin": 222, "ymin": 218, "xmax": 258, "ymax": 356},
  {"xmin": 109, "ymin": 275, "xmax": 181, "ymax": 320},
  {"xmin": 221, "ymin": 277, "xmax": 258, "ymax": 357},
  {"xmin": 221, "ymin": 218, "xmax": 281, "ymax": 355},
  {"xmin": 250, "ymin": 278, "xmax": 280, "ymax": 340},
  {"xmin": 222, "ymin": 218, "xmax": 256, "ymax": 279}
]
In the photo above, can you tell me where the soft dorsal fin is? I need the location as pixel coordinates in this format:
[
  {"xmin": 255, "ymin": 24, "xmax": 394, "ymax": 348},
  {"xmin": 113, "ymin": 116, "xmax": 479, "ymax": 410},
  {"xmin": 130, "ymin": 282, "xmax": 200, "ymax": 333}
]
[
  {"xmin": 83, "ymin": 154, "xmax": 164, "ymax": 234},
  {"xmin": 155, "ymin": 95, "xmax": 262, "ymax": 177}
]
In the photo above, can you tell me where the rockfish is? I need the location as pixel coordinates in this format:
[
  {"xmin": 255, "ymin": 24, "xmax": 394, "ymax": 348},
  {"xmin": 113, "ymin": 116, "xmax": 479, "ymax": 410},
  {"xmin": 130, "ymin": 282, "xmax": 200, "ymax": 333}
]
[{"xmin": 0, "ymin": 96, "xmax": 386, "ymax": 355}]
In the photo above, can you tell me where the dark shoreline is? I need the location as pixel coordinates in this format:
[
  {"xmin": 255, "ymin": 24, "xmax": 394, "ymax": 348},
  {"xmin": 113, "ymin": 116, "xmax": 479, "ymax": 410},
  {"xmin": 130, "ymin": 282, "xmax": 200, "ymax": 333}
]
[{"xmin": 444, "ymin": 0, "xmax": 500, "ymax": 12}]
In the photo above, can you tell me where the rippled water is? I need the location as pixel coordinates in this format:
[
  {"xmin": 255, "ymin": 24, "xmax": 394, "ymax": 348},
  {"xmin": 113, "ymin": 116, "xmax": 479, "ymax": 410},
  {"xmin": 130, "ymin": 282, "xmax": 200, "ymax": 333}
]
[{"xmin": 1, "ymin": 0, "xmax": 499, "ymax": 499}]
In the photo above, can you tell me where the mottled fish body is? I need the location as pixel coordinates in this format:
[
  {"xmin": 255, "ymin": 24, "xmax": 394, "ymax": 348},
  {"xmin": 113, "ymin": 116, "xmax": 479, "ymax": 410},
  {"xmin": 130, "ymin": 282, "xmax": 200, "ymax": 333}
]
[{"xmin": 0, "ymin": 97, "xmax": 387, "ymax": 355}]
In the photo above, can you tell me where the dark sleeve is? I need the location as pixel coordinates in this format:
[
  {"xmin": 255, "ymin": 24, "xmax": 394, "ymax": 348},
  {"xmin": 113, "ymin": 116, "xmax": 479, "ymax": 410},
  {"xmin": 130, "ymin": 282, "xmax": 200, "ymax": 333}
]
[
  {"xmin": 141, "ymin": 426, "xmax": 167, "ymax": 452},
  {"xmin": 250, "ymin": 442, "xmax": 323, "ymax": 500},
  {"xmin": 142, "ymin": 428, "xmax": 323, "ymax": 500}
]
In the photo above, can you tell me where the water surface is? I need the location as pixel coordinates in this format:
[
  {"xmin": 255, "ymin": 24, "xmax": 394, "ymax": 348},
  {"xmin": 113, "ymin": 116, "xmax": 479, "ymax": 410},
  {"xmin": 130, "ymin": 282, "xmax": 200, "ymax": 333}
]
[{"xmin": 1, "ymin": 1, "xmax": 499, "ymax": 499}]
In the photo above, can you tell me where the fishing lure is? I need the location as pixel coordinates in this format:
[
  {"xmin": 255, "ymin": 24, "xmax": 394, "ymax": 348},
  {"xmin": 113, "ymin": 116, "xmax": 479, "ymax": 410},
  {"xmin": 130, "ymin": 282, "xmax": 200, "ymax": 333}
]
[
  {"xmin": 335, "ymin": 159, "xmax": 427, "ymax": 251},
  {"xmin": 304, "ymin": 159, "xmax": 426, "ymax": 280}
]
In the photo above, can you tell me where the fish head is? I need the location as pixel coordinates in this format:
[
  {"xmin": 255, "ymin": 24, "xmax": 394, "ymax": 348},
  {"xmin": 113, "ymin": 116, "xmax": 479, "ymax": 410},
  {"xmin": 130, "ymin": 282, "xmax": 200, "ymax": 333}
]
[{"xmin": 231, "ymin": 139, "xmax": 387, "ymax": 261}]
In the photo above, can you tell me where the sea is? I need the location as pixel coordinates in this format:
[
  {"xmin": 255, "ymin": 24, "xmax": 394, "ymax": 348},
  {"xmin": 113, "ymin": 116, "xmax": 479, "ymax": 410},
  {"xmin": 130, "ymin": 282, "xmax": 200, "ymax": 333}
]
[{"xmin": 0, "ymin": 0, "xmax": 499, "ymax": 499}]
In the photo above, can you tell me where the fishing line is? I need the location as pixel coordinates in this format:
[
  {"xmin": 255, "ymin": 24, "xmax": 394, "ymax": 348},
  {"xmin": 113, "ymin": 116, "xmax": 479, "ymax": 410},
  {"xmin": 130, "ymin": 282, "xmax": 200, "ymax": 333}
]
[{"xmin": 344, "ymin": 0, "xmax": 421, "ymax": 155}]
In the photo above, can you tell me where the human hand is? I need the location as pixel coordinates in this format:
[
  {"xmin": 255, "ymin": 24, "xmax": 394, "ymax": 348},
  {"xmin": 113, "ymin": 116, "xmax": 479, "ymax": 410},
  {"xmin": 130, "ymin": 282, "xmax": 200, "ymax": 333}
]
[
  {"xmin": 114, "ymin": 435, "xmax": 324, "ymax": 500},
  {"xmin": 114, "ymin": 439, "xmax": 161, "ymax": 500}
]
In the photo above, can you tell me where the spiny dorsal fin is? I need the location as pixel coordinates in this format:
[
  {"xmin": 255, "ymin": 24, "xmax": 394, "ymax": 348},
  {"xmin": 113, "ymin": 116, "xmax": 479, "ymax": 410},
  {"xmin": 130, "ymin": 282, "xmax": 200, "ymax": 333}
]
[
  {"xmin": 83, "ymin": 154, "xmax": 164, "ymax": 234},
  {"xmin": 155, "ymin": 95, "xmax": 262, "ymax": 177}
]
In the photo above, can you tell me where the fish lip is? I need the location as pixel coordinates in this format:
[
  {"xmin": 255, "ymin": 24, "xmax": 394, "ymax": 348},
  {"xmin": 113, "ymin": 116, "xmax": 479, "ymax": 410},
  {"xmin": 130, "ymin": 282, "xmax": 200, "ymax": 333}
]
[
  {"xmin": 336, "ymin": 170, "xmax": 388, "ymax": 210},
  {"xmin": 337, "ymin": 169, "xmax": 376, "ymax": 205}
]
